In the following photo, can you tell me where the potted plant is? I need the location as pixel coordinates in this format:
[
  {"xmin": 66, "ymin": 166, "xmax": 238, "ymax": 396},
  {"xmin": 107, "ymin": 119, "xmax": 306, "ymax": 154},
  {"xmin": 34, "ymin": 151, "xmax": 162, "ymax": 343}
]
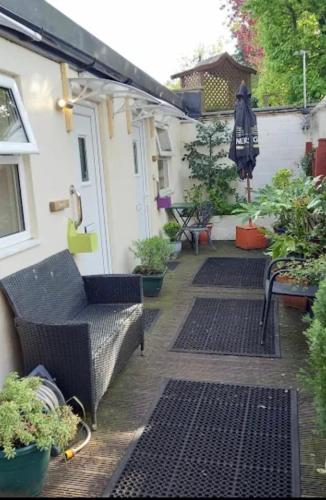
[
  {"xmin": 276, "ymin": 254, "xmax": 326, "ymax": 311},
  {"xmin": 234, "ymin": 172, "xmax": 326, "ymax": 258},
  {"xmin": 163, "ymin": 221, "xmax": 182, "ymax": 258},
  {"xmin": 130, "ymin": 236, "xmax": 171, "ymax": 297},
  {"xmin": 0, "ymin": 373, "xmax": 79, "ymax": 497}
]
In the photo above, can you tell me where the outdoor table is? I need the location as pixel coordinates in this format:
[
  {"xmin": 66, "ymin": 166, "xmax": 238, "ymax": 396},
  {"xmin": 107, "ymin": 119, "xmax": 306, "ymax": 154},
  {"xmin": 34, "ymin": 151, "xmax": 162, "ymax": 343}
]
[{"xmin": 167, "ymin": 202, "xmax": 197, "ymax": 243}]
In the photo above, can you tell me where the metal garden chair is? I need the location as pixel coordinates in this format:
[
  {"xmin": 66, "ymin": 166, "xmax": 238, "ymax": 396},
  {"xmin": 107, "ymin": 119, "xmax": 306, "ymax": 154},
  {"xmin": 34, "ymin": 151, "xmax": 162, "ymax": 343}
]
[
  {"xmin": 260, "ymin": 257, "xmax": 317, "ymax": 345},
  {"xmin": 180, "ymin": 201, "xmax": 215, "ymax": 255}
]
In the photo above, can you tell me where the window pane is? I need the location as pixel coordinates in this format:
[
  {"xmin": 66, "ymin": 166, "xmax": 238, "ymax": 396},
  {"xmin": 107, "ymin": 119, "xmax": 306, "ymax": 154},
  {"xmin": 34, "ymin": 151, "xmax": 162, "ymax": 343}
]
[
  {"xmin": 158, "ymin": 158, "xmax": 169, "ymax": 190},
  {"xmin": 156, "ymin": 127, "xmax": 172, "ymax": 152},
  {"xmin": 78, "ymin": 137, "xmax": 89, "ymax": 182},
  {"xmin": 133, "ymin": 141, "xmax": 139, "ymax": 174},
  {"xmin": 0, "ymin": 163, "xmax": 25, "ymax": 238},
  {"xmin": 0, "ymin": 87, "xmax": 28, "ymax": 143}
]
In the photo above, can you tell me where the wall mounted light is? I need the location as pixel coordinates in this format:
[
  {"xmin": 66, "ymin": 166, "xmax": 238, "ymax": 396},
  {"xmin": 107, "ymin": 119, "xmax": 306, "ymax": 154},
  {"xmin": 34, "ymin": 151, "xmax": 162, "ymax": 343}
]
[{"xmin": 56, "ymin": 98, "xmax": 74, "ymax": 110}]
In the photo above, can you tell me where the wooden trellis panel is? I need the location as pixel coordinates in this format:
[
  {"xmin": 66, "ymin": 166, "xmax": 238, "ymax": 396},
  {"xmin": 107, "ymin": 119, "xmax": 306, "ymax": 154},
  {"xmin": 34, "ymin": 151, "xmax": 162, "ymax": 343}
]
[
  {"xmin": 181, "ymin": 72, "xmax": 202, "ymax": 89},
  {"xmin": 203, "ymin": 74, "xmax": 230, "ymax": 111},
  {"xmin": 179, "ymin": 57, "xmax": 251, "ymax": 111},
  {"xmin": 203, "ymin": 60, "xmax": 250, "ymax": 111}
]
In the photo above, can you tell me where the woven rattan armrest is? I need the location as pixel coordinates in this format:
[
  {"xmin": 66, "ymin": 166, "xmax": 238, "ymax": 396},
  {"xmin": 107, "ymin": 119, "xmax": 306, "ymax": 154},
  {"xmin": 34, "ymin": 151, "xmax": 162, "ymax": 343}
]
[{"xmin": 14, "ymin": 317, "xmax": 94, "ymax": 406}]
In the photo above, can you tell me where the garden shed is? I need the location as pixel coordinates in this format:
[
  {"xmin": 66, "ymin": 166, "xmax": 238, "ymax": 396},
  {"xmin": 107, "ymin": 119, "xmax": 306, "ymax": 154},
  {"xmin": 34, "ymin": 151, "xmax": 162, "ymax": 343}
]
[{"xmin": 171, "ymin": 52, "xmax": 256, "ymax": 112}]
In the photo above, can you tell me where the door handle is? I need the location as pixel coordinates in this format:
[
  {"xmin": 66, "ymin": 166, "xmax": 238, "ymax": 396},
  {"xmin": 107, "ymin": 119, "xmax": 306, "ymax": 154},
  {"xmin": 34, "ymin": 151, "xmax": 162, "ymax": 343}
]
[{"xmin": 70, "ymin": 185, "xmax": 83, "ymax": 229}]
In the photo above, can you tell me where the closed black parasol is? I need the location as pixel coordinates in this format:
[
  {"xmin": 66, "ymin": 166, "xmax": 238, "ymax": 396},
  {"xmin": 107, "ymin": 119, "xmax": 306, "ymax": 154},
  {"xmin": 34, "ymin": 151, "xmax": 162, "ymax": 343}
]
[{"xmin": 229, "ymin": 81, "xmax": 259, "ymax": 184}]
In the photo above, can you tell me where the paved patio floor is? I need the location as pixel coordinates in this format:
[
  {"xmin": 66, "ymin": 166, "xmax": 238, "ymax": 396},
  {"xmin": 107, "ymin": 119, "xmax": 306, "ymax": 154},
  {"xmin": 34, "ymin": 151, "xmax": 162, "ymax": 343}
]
[{"xmin": 43, "ymin": 242, "xmax": 326, "ymax": 497}]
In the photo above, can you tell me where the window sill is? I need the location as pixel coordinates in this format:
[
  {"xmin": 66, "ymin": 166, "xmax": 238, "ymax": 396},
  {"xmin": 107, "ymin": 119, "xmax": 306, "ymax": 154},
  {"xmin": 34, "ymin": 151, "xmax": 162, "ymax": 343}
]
[{"xmin": 0, "ymin": 238, "xmax": 41, "ymax": 260}]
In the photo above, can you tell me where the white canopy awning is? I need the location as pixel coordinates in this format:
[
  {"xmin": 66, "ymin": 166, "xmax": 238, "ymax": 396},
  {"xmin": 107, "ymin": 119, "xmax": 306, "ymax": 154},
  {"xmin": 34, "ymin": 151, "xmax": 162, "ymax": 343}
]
[{"xmin": 68, "ymin": 77, "xmax": 199, "ymax": 125}]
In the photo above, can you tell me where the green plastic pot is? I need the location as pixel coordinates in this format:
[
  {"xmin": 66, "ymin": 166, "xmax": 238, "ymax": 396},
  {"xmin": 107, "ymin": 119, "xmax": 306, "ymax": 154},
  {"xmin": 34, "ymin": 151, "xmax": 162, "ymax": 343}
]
[
  {"xmin": 141, "ymin": 269, "xmax": 166, "ymax": 297},
  {"xmin": 0, "ymin": 444, "xmax": 51, "ymax": 497}
]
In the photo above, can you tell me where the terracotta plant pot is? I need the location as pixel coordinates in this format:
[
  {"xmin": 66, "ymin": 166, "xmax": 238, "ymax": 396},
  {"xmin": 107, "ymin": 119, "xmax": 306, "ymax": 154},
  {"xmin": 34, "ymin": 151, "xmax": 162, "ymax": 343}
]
[
  {"xmin": 235, "ymin": 223, "xmax": 268, "ymax": 250},
  {"xmin": 275, "ymin": 274, "xmax": 308, "ymax": 312},
  {"xmin": 199, "ymin": 223, "xmax": 213, "ymax": 246}
]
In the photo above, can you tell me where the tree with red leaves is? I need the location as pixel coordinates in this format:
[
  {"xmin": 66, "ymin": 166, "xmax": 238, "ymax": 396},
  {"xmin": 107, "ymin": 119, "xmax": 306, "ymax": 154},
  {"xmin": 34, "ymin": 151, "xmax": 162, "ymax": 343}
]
[{"xmin": 221, "ymin": 0, "xmax": 263, "ymax": 68}]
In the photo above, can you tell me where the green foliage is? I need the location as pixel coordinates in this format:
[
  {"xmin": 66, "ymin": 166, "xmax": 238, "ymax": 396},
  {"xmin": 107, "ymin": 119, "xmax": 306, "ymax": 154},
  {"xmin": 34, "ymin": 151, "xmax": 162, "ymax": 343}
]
[
  {"xmin": 183, "ymin": 120, "xmax": 238, "ymax": 214},
  {"xmin": 302, "ymin": 279, "xmax": 326, "ymax": 434},
  {"xmin": 300, "ymin": 149, "xmax": 315, "ymax": 176},
  {"xmin": 0, "ymin": 373, "xmax": 79, "ymax": 460},
  {"xmin": 282, "ymin": 254, "xmax": 326, "ymax": 285},
  {"xmin": 233, "ymin": 171, "xmax": 326, "ymax": 258},
  {"xmin": 272, "ymin": 168, "xmax": 293, "ymax": 189},
  {"xmin": 163, "ymin": 221, "xmax": 180, "ymax": 241},
  {"xmin": 130, "ymin": 236, "xmax": 171, "ymax": 274},
  {"xmin": 244, "ymin": 0, "xmax": 326, "ymax": 105},
  {"xmin": 263, "ymin": 231, "xmax": 319, "ymax": 260}
]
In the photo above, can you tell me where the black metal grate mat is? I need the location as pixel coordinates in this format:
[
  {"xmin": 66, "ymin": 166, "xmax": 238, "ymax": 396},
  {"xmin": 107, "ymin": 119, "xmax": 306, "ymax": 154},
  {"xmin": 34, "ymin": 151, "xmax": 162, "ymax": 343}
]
[
  {"xmin": 171, "ymin": 298, "xmax": 279, "ymax": 357},
  {"xmin": 193, "ymin": 257, "xmax": 267, "ymax": 288},
  {"xmin": 144, "ymin": 308, "xmax": 160, "ymax": 332},
  {"xmin": 104, "ymin": 379, "xmax": 300, "ymax": 498}
]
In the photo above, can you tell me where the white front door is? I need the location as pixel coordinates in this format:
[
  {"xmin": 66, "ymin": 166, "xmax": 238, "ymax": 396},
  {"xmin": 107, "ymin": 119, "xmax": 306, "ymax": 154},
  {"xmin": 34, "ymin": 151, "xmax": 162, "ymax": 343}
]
[
  {"xmin": 132, "ymin": 122, "xmax": 150, "ymax": 239},
  {"xmin": 73, "ymin": 104, "xmax": 110, "ymax": 275}
]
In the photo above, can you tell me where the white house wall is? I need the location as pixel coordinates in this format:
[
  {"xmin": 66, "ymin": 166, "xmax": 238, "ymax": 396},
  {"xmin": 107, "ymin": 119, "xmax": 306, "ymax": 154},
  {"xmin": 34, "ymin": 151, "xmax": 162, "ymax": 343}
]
[
  {"xmin": 0, "ymin": 37, "xmax": 79, "ymax": 384},
  {"xmin": 0, "ymin": 36, "xmax": 184, "ymax": 385},
  {"xmin": 310, "ymin": 97, "xmax": 326, "ymax": 145},
  {"xmin": 180, "ymin": 110, "xmax": 307, "ymax": 200}
]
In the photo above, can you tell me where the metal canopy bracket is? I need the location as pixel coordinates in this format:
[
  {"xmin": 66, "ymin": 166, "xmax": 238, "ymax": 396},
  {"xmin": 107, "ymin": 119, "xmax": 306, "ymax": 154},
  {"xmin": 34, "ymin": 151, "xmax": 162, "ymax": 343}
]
[{"xmin": 58, "ymin": 77, "xmax": 197, "ymax": 136}]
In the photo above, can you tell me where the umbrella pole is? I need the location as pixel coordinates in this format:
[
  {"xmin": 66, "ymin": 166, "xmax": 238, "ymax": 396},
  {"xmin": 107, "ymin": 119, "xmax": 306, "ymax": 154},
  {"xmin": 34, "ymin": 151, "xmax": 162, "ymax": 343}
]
[{"xmin": 246, "ymin": 176, "xmax": 253, "ymax": 227}]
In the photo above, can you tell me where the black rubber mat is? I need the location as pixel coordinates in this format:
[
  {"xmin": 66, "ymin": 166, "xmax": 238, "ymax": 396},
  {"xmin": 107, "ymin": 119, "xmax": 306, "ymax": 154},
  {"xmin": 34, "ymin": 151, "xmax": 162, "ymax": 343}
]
[
  {"xmin": 103, "ymin": 379, "xmax": 300, "ymax": 498},
  {"xmin": 144, "ymin": 308, "xmax": 160, "ymax": 331},
  {"xmin": 171, "ymin": 298, "xmax": 279, "ymax": 357},
  {"xmin": 193, "ymin": 257, "xmax": 267, "ymax": 288},
  {"xmin": 167, "ymin": 261, "xmax": 180, "ymax": 271}
]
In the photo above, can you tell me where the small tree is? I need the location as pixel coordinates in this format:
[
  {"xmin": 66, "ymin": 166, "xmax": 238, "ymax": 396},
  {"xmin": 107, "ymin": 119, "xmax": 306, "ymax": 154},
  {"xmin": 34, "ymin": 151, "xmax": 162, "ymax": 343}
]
[
  {"xmin": 183, "ymin": 120, "xmax": 237, "ymax": 213},
  {"xmin": 302, "ymin": 279, "xmax": 326, "ymax": 435}
]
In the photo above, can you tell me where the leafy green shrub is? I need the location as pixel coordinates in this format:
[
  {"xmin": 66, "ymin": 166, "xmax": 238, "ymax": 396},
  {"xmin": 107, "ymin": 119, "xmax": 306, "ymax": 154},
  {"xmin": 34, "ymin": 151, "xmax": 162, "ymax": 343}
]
[
  {"xmin": 282, "ymin": 254, "xmax": 326, "ymax": 286},
  {"xmin": 302, "ymin": 279, "xmax": 326, "ymax": 434},
  {"xmin": 163, "ymin": 222, "xmax": 180, "ymax": 241},
  {"xmin": 0, "ymin": 373, "xmax": 79, "ymax": 459},
  {"xmin": 233, "ymin": 173, "xmax": 326, "ymax": 259},
  {"xmin": 131, "ymin": 236, "xmax": 171, "ymax": 275},
  {"xmin": 271, "ymin": 168, "xmax": 293, "ymax": 189},
  {"xmin": 300, "ymin": 150, "xmax": 315, "ymax": 177},
  {"xmin": 183, "ymin": 120, "xmax": 238, "ymax": 214}
]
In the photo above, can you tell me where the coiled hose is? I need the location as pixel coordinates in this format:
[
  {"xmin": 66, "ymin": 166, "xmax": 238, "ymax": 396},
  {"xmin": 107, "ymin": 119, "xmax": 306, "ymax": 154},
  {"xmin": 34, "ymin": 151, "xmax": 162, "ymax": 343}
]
[{"xmin": 35, "ymin": 378, "xmax": 91, "ymax": 460}]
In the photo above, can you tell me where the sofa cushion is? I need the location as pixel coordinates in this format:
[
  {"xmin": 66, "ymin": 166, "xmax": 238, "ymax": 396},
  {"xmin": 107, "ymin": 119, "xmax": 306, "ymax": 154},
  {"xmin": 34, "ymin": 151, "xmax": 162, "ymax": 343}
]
[{"xmin": 72, "ymin": 303, "xmax": 142, "ymax": 353}]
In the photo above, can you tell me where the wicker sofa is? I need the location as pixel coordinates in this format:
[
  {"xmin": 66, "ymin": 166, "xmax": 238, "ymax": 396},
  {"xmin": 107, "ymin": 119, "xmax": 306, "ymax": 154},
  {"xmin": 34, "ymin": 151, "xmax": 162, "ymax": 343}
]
[{"xmin": 0, "ymin": 250, "xmax": 144, "ymax": 429}]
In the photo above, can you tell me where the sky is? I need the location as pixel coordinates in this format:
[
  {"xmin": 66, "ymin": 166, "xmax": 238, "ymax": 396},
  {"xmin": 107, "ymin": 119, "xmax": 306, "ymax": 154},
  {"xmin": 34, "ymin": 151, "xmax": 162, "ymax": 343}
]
[{"xmin": 47, "ymin": 0, "xmax": 235, "ymax": 84}]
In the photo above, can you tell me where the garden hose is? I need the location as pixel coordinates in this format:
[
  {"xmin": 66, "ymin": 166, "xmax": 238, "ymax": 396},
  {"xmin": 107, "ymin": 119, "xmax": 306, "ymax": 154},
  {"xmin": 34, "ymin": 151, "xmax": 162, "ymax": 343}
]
[
  {"xmin": 64, "ymin": 421, "xmax": 92, "ymax": 460},
  {"xmin": 30, "ymin": 372, "xmax": 92, "ymax": 460}
]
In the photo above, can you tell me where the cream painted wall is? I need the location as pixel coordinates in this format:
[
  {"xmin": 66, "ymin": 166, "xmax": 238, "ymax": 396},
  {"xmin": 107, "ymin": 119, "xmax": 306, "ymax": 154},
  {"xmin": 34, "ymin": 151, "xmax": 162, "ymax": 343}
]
[
  {"xmin": 0, "ymin": 38, "xmax": 80, "ymax": 384},
  {"xmin": 0, "ymin": 35, "xmax": 187, "ymax": 385},
  {"xmin": 310, "ymin": 97, "xmax": 326, "ymax": 145}
]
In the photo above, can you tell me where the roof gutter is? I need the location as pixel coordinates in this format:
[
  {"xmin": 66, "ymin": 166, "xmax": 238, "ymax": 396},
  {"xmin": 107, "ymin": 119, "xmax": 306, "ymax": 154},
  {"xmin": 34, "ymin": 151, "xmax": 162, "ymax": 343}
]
[{"xmin": 0, "ymin": 0, "xmax": 185, "ymax": 111}]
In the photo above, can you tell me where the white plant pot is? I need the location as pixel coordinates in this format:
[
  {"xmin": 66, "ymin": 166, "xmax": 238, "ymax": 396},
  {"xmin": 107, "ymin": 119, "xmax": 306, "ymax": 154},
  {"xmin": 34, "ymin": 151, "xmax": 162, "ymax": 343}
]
[{"xmin": 170, "ymin": 240, "xmax": 182, "ymax": 258}]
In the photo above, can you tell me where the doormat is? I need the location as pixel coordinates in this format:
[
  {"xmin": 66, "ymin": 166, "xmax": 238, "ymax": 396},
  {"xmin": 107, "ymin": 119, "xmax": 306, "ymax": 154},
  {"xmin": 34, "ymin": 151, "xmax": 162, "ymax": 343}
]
[
  {"xmin": 171, "ymin": 298, "xmax": 279, "ymax": 357},
  {"xmin": 103, "ymin": 379, "xmax": 300, "ymax": 498},
  {"xmin": 192, "ymin": 257, "xmax": 267, "ymax": 288},
  {"xmin": 144, "ymin": 308, "xmax": 160, "ymax": 332}
]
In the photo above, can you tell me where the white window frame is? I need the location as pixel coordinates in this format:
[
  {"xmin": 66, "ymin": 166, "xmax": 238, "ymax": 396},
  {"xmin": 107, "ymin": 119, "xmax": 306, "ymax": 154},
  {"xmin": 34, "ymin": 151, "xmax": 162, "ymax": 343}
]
[
  {"xmin": 0, "ymin": 156, "xmax": 31, "ymax": 249},
  {"xmin": 157, "ymin": 156, "xmax": 171, "ymax": 195},
  {"xmin": 0, "ymin": 74, "xmax": 38, "ymax": 154},
  {"xmin": 155, "ymin": 125, "xmax": 173, "ymax": 157}
]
